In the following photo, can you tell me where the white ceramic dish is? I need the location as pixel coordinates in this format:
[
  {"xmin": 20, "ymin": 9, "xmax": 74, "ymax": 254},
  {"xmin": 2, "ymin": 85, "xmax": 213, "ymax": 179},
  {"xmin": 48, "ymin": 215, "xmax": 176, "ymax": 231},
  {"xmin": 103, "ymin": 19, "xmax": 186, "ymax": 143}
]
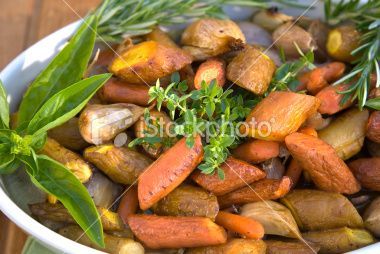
[{"xmin": 0, "ymin": 2, "xmax": 378, "ymax": 253}]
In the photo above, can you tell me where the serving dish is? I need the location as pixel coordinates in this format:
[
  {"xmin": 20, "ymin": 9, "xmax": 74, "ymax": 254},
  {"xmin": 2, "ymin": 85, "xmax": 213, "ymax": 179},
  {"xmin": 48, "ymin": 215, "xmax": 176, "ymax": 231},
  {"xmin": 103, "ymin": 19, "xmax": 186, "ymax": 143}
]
[{"xmin": 0, "ymin": 1, "xmax": 379, "ymax": 253}]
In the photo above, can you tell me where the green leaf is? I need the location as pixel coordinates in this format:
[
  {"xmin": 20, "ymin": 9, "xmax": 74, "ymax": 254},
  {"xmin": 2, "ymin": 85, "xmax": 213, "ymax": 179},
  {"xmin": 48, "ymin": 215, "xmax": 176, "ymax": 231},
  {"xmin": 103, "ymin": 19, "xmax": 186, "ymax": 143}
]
[
  {"xmin": 27, "ymin": 74, "xmax": 111, "ymax": 136},
  {"xmin": 0, "ymin": 80, "xmax": 9, "ymax": 129},
  {"xmin": 217, "ymin": 167, "xmax": 225, "ymax": 180},
  {"xmin": 18, "ymin": 15, "xmax": 98, "ymax": 126},
  {"xmin": 24, "ymin": 154, "xmax": 104, "ymax": 247},
  {"xmin": 365, "ymin": 98, "xmax": 380, "ymax": 110}
]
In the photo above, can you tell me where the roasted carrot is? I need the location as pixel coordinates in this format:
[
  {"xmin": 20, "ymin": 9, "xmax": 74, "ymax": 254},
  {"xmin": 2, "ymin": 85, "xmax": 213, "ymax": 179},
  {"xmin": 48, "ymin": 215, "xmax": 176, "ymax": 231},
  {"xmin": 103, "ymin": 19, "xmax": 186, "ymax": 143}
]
[
  {"xmin": 285, "ymin": 132, "xmax": 360, "ymax": 194},
  {"xmin": 98, "ymin": 77, "xmax": 150, "ymax": 106},
  {"xmin": 285, "ymin": 159, "xmax": 303, "ymax": 188},
  {"xmin": 316, "ymin": 83, "xmax": 353, "ymax": 115},
  {"xmin": 218, "ymin": 177, "xmax": 292, "ymax": 208},
  {"xmin": 138, "ymin": 135, "xmax": 204, "ymax": 210},
  {"xmin": 232, "ymin": 139, "xmax": 280, "ymax": 164},
  {"xmin": 128, "ymin": 215, "xmax": 227, "ymax": 249},
  {"xmin": 215, "ymin": 211, "xmax": 264, "ymax": 239},
  {"xmin": 297, "ymin": 72, "xmax": 310, "ymax": 91},
  {"xmin": 305, "ymin": 62, "xmax": 346, "ymax": 95},
  {"xmin": 298, "ymin": 126, "xmax": 318, "ymax": 137},
  {"xmin": 192, "ymin": 156, "xmax": 266, "ymax": 196},
  {"xmin": 117, "ymin": 186, "xmax": 139, "ymax": 224},
  {"xmin": 194, "ymin": 58, "xmax": 226, "ymax": 89},
  {"xmin": 180, "ymin": 65, "xmax": 195, "ymax": 90}
]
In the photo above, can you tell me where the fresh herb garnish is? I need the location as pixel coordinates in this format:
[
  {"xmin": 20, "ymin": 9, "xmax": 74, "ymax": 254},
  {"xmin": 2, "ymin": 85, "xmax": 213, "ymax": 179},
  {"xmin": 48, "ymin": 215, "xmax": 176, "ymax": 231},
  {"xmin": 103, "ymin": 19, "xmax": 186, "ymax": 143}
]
[
  {"xmin": 325, "ymin": 0, "xmax": 380, "ymax": 109},
  {"xmin": 0, "ymin": 15, "xmax": 111, "ymax": 247}
]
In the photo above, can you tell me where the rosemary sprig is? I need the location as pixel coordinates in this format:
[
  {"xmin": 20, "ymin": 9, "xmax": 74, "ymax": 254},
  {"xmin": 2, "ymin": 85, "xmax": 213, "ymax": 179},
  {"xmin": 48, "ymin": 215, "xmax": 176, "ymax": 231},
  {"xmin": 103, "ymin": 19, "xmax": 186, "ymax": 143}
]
[
  {"xmin": 325, "ymin": 0, "xmax": 380, "ymax": 109},
  {"xmin": 96, "ymin": 0, "xmax": 308, "ymax": 43}
]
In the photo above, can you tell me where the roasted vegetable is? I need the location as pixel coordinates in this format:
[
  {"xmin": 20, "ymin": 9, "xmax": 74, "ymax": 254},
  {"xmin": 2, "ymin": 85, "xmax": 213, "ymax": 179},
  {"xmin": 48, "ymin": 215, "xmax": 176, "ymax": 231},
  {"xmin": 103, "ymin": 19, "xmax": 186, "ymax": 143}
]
[
  {"xmin": 307, "ymin": 19, "xmax": 329, "ymax": 61},
  {"xmin": 252, "ymin": 9, "xmax": 292, "ymax": 31},
  {"xmin": 109, "ymin": 41, "xmax": 192, "ymax": 85},
  {"xmin": 48, "ymin": 117, "xmax": 89, "ymax": 151},
  {"xmin": 241, "ymin": 92, "xmax": 320, "ymax": 141},
  {"xmin": 186, "ymin": 239, "xmax": 266, "ymax": 254},
  {"xmin": 265, "ymin": 240, "xmax": 320, "ymax": 254},
  {"xmin": 363, "ymin": 197, "xmax": 380, "ymax": 237},
  {"xmin": 327, "ymin": 25, "xmax": 361, "ymax": 62},
  {"xmin": 232, "ymin": 139, "xmax": 280, "ymax": 164},
  {"xmin": 29, "ymin": 203, "xmax": 125, "ymax": 231},
  {"xmin": 226, "ymin": 46, "xmax": 276, "ymax": 95},
  {"xmin": 285, "ymin": 133, "xmax": 360, "ymax": 194},
  {"xmin": 302, "ymin": 227, "xmax": 374, "ymax": 254},
  {"xmin": 349, "ymin": 158, "xmax": 380, "ymax": 191},
  {"xmin": 238, "ymin": 21, "xmax": 272, "ymax": 46},
  {"xmin": 285, "ymin": 159, "xmax": 303, "ymax": 188},
  {"xmin": 318, "ymin": 108, "xmax": 369, "ymax": 160},
  {"xmin": 273, "ymin": 23, "xmax": 316, "ymax": 59},
  {"xmin": 138, "ymin": 135, "xmax": 204, "ymax": 210},
  {"xmin": 281, "ymin": 189, "xmax": 363, "ymax": 231},
  {"xmin": 315, "ymin": 83, "xmax": 353, "ymax": 115},
  {"xmin": 192, "ymin": 156, "xmax": 266, "ymax": 196},
  {"xmin": 145, "ymin": 27, "xmax": 178, "ymax": 48},
  {"xmin": 79, "ymin": 103, "xmax": 145, "ymax": 145},
  {"xmin": 194, "ymin": 58, "xmax": 226, "ymax": 89},
  {"xmin": 117, "ymin": 186, "xmax": 139, "ymax": 224},
  {"xmin": 181, "ymin": 18, "xmax": 245, "ymax": 61},
  {"xmin": 84, "ymin": 145, "xmax": 152, "ymax": 185},
  {"xmin": 98, "ymin": 78, "xmax": 150, "ymax": 106},
  {"xmin": 128, "ymin": 215, "xmax": 227, "ymax": 249},
  {"xmin": 218, "ymin": 177, "xmax": 292, "ymax": 208},
  {"xmin": 367, "ymin": 111, "xmax": 380, "ymax": 143},
  {"xmin": 215, "ymin": 211, "xmax": 264, "ymax": 239},
  {"xmin": 241, "ymin": 200, "xmax": 301, "ymax": 238},
  {"xmin": 59, "ymin": 225, "xmax": 144, "ymax": 254},
  {"xmin": 41, "ymin": 138, "xmax": 92, "ymax": 183},
  {"xmin": 152, "ymin": 185, "xmax": 219, "ymax": 219},
  {"xmin": 261, "ymin": 157, "xmax": 285, "ymax": 180},
  {"xmin": 304, "ymin": 112, "xmax": 331, "ymax": 131}
]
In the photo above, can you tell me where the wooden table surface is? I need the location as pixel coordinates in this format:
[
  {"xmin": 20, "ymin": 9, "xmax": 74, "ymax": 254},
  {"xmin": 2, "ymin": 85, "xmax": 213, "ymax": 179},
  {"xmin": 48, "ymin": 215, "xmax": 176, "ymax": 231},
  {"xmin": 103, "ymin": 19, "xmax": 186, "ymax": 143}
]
[{"xmin": 0, "ymin": 1, "xmax": 100, "ymax": 253}]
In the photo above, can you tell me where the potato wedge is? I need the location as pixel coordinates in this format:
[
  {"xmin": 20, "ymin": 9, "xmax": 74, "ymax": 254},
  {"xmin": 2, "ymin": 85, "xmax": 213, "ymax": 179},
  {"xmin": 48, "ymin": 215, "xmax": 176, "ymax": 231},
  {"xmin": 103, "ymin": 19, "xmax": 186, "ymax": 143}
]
[
  {"xmin": 186, "ymin": 239, "xmax": 266, "ymax": 254},
  {"xmin": 145, "ymin": 27, "xmax": 179, "ymax": 48},
  {"xmin": 226, "ymin": 46, "xmax": 276, "ymax": 95},
  {"xmin": 84, "ymin": 145, "xmax": 152, "ymax": 185},
  {"xmin": 327, "ymin": 25, "xmax": 361, "ymax": 62},
  {"xmin": 349, "ymin": 158, "xmax": 380, "ymax": 191},
  {"xmin": 265, "ymin": 240, "xmax": 320, "ymax": 254},
  {"xmin": 363, "ymin": 197, "xmax": 380, "ymax": 237},
  {"xmin": 109, "ymin": 41, "xmax": 192, "ymax": 85},
  {"xmin": 367, "ymin": 111, "xmax": 380, "ymax": 143},
  {"xmin": 252, "ymin": 9, "xmax": 292, "ymax": 31}
]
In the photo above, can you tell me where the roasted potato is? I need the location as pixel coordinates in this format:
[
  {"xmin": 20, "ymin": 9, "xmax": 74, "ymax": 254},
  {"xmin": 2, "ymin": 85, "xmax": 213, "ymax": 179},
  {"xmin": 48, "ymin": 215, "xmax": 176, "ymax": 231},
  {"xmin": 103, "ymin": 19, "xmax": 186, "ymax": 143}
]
[
  {"xmin": 363, "ymin": 197, "xmax": 380, "ymax": 237},
  {"xmin": 327, "ymin": 25, "xmax": 361, "ymax": 62},
  {"xmin": 79, "ymin": 103, "xmax": 145, "ymax": 145},
  {"xmin": 241, "ymin": 200, "xmax": 301, "ymax": 238},
  {"xmin": 318, "ymin": 108, "xmax": 369, "ymax": 160},
  {"xmin": 181, "ymin": 18, "xmax": 245, "ymax": 61},
  {"xmin": 252, "ymin": 9, "xmax": 292, "ymax": 31},
  {"xmin": 265, "ymin": 240, "xmax": 320, "ymax": 254},
  {"xmin": 145, "ymin": 27, "xmax": 179, "ymax": 48},
  {"xmin": 226, "ymin": 45, "xmax": 276, "ymax": 95},
  {"xmin": 59, "ymin": 225, "xmax": 144, "ymax": 254},
  {"xmin": 349, "ymin": 158, "xmax": 380, "ymax": 191},
  {"xmin": 186, "ymin": 239, "xmax": 266, "ymax": 254},
  {"xmin": 281, "ymin": 189, "xmax": 363, "ymax": 231},
  {"xmin": 152, "ymin": 185, "xmax": 219, "ymax": 220},
  {"xmin": 367, "ymin": 111, "xmax": 380, "ymax": 143},
  {"xmin": 84, "ymin": 145, "xmax": 152, "ymax": 185}
]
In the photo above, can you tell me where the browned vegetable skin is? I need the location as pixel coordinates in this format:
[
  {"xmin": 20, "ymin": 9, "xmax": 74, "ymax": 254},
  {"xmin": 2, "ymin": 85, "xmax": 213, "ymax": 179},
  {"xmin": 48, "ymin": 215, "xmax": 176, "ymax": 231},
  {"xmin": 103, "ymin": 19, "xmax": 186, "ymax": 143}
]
[
  {"xmin": 252, "ymin": 9, "xmax": 292, "ymax": 31},
  {"xmin": 152, "ymin": 185, "xmax": 219, "ymax": 219},
  {"xmin": 241, "ymin": 200, "xmax": 301, "ymax": 238},
  {"xmin": 41, "ymin": 138, "xmax": 92, "ymax": 183},
  {"xmin": 194, "ymin": 58, "xmax": 226, "ymax": 89},
  {"xmin": 327, "ymin": 25, "xmax": 361, "ymax": 62},
  {"xmin": 307, "ymin": 19, "xmax": 329, "ymax": 61},
  {"xmin": 181, "ymin": 18, "xmax": 245, "ymax": 61},
  {"xmin": 48, "ymin": 117, "xmax": 89, "ymax": 151},
  {"xmin": 192, "ymin": 156, "xmax": 266, "ymax": 196},
  {"xmin": 318, "ymin": 108, "xmax": 369, "ymax": 160},
  {"xmin": 128, "ymin": 215, "xmax": 227, "ymax": 249},
  {"xmin": 367, "ymin": 111, "xmax": 380, "ymax": 143},
  {"xmin": 59, "ymin": 225, "xmax": 144, "ymax": 254},
  {"xmin": 138, "ymin": 135, "xmax": 204, "ymax": 210},
  {"xmin": 265, "ymin": 240, "xmax": 320, "ymax": 254},
  {"xmin": 84, "ymin": 144, "xmax": 152, "ymax": 185},
  {"xmin": 98, "ymin": 77, "xmax": 150, "ymax": 106},
  {"xmin": 232, "ymin": 139, "xmax": 280, "ymax": 164},
  {"xmin": 363, "ymin": 197, "xmax": 380, "ymax": 237},
  {"xmin": 285, "ymin": 132, "xmax": 360, "ymax": 194},
  {"xmin": 117, "ymin": 186, "xmax": 139, "ymax": 224},
  {"xmin": 109, "ymin": 41, "xmax": 192, "ymax": 85},
  {"xmin": 302, "ymin": 227, "xmax": 374, "ymax": 254},
  {"xmin": 145, "ymin": 27, "xmax": 179, "ymax": 48},
  {"xmin": 273, "ymin": 23, "xmax": 317, "ymax": 59},
  {"xmin": 218, "ymin": 177, "xmax": 292, "ymax": 208},
  {"xmin": 285, "ymin": 159, "xmax": 303, "ymax": 188},
  {"xmin": 241, "ymin": 91, "xmax": 320, "ymax": 141},
  {"xmin": 79, "ymin": 103, "xmax": 145, "ymax": 145},
  {"xmin": 304, "ymin": 112, "xmax": 331, "ymax": 131},
  {"xmin": 349, "ymin": 158, "xmax": 380, "ymax": 191},
  {"xmin": 281, "ymin": 189, "xmax": 363, "ymax": 231},
  {"xmin": 186, "ymin": 239, "xmax": 266, "ymax": 254},
  {"xmin": 29, "ymin": 203, "xmax": 125, "ymax": 231},
  {"xmin": 226, "ymin": 45, "xmax": 276, "ymax": 95}
]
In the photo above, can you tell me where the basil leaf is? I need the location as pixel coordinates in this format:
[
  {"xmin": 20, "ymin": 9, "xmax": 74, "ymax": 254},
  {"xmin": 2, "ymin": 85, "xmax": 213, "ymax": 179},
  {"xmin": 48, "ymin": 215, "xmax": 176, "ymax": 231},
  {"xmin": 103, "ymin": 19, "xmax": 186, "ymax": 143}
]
[
  {"xmin": 25, "ymin": 154, "xmax": 104, "ymax": 247},
  {"xmin": 18, "ymin": 15, "xmax": 98, "ymax": 126},
  {"xmin": 0, "ymin": 153, "xmax": 15, "ymax": 173},
  {"xmin": 0, "ymin": 80, "xmax": 9, "ymax": 129},
  {"xmin": 27, "ymin": 74, "xmax": 111, "ymax": 136}
]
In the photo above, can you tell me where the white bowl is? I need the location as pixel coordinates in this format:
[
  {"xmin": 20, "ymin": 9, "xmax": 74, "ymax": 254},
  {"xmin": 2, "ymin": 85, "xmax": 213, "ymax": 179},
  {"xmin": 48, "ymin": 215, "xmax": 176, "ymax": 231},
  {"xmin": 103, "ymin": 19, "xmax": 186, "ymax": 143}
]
[{"xmin": 0, "ymin": 2, "xmax": 379, "ymax": 253}]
